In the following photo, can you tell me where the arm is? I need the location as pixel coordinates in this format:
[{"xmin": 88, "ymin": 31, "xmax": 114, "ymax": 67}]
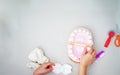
[
  {"xmin": 78, "ymin": 48, "xmax": 96, "ymax": 75},
  {"xmin": 78, "ymin": 65, "xmax": 87, "ymax": 75}
]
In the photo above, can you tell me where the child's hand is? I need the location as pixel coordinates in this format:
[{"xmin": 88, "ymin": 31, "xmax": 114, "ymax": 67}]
[
  {"xmin": 80, "ymin": 48, "xmax": 96, "ymax": 68},
  {"xmin": 33, "ymin": 62, "xmax": 55, "ymax": 75}
]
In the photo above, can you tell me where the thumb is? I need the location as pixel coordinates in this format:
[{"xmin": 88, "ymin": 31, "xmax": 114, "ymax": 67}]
[
  {"xmin": 45, "ymin": 65, "xmax": 53, "ymax": 73},
  {"xmin": 45, "ymin": 62, "xmax": 54, "ymax": 70}
]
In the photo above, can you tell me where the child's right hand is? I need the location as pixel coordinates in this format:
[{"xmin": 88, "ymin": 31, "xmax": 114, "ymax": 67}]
[
  {"xmin": 80, "ymin": 48, "xmax": 96, "ymax": 68},
  {"xmin": 33, "ymin": 62, "xmax": 55, "ymax": 75}
]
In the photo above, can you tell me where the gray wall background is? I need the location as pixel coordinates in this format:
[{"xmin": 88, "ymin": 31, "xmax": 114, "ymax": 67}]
[{"xmin": 0, "ymin": 0, "xmax": 120, "ymax": 75}]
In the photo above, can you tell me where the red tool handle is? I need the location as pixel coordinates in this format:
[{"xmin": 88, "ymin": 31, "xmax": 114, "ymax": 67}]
[{"xmin": 104, "ymin": 37, "xmax": 112, "ymax": 48}]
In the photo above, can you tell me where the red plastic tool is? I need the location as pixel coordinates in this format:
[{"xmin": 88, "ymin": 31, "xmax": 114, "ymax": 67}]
[{"xmin": 104, "ymin": 31, "xmax": 115, "ymax": 48}]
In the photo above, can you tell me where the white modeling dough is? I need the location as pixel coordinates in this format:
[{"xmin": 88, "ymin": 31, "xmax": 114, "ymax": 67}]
[
  {"xmin": 53, "ymin": 63, "xmax": 72, "ymax": 75},
  {"xmin": 52, "ymin": 63, "xmax": 62, "ymax": 74},
  {"xmin": 27, "ymin": 48, "xmax": 49, "ymax": 69},
  {"xmin": 37, "ymin": 56, "xmax": 49, "ymax": 64},
  {"xmin": 28, "ymin": 48, "xmax": 49, "ymax": 64},
  {"xmin": 62, "ymin": 64, "xmax": 72, "ymax": 75},
  {"xmin": 26, "ymin": 62, "xmax": 39, "ymax": 69}
]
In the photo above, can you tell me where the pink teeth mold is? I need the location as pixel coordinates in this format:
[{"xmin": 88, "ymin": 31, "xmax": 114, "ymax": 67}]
[{"xmin": 68, "ymin": 27, "xmax": 94, "ymax": 63}]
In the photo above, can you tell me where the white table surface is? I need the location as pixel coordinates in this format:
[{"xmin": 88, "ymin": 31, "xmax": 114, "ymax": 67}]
[{"xmin": 0, "ymin": 0, "xmax": 120, "ymax": 75}]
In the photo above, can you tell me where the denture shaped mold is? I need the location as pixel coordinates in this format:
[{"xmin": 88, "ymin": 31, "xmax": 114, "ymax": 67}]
[{"xmin": 68, "ymin": 27, "xmax": 93, "ymax": 62}]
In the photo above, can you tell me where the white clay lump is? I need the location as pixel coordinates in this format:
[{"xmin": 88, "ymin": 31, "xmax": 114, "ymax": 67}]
[
  {"xmin": 26, "ymin": 62, "xmax": 39, "ymax": 69},
  {"xmin": 27, "ymin": 48, "xmax": 49, "ymax": 69},
  {"xmin": 52, "ymin": 63, "xmax": 72, "ymax": 75},
  {"xmin": 28, "ymin": 48, "xmax": 49, "ymax": 64}
]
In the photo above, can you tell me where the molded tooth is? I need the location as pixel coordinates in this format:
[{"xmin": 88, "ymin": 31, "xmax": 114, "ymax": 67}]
[
  {"xmin": 88, "ymin": 40, "xmax": 93, "ymax": 44},
  {"xmin": 70, "ymin": 33, "xmax": 75, "ymax": 37},
  {"xmin": 69, "ymin": 54, "xmax": 74, "ymax": 57},
  {"xmin": 78, "ymin": 29, "xmax": 82, "ymax": 32},
  {"xmin": 68, "ymin": 45, "xmax": 72, "ymax": 49},
  {"xmin": 68, "ymin": 37, "xmax": 73, "ymax": 42},
  {"xmin": 87, "ymin": 47, "xmax": 91, "ymax": 51},
  {"xmin": 82, "ymin": 29, "xmax": 86, "ymax": 32},
  {"xmin": 74, "ymin": 30, "xmax": 77, "ymax": 33},
  {"xmin": 73, "ymin": 57, "xmax": 77, "ymax": 60}
]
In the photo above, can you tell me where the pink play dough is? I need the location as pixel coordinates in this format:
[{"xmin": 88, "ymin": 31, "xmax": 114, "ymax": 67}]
[
  {"xmin": 72, "ymin": 46, "xmax": 84, "ymax": 60},
  {"xmin": 74, "ymin": 33, "xmax": 90, "ymax": 44},
  {"xmin": 72, "ymin": 33, "xmax": 90, "ymax": 60}
]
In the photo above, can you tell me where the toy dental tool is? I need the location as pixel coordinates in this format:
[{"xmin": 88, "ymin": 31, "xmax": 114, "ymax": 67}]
[
  {"xmin": 114, "ymin": 24, "xmax": 120, "ymax": 47},
  {"xmin": 96, "ymin": 50, "xmax": 105, "ymax": 60},
  {"xmin": 104, "ymin": 31, "xmax": 115, "ymax": 48}
]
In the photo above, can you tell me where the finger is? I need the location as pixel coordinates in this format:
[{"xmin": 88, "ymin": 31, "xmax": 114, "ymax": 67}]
[
  {"xmin": 82, "ymin": 48, "xmax": 87, "ymax": 55},
  {"xmin": 45, "ymin": 62, "xmax": 55, "ymax": 66},
  {"xmin": 48, "ymin": 62, "xmax": 55, "ymax": 66},
  {"xmin": 45, "ymin": 62, "xmax": 55, "ymax": 68},
  {"xmin": 91, "ymin": 58, "xmax": 96, "ymax": 64},
  {"xmin": 88, "ymin": 49, "xmax": 94, "ymax": 54},
  {"xmin": 92, "ymin": 50, "xmax": 96, "ymax": 56},
  {"xmin": 45, "ymin": 62, "xmax": 55, "ymax": 72},
  {"xmin": 45, "ymin": 66, "xmax": 53, "ymax": 73}
]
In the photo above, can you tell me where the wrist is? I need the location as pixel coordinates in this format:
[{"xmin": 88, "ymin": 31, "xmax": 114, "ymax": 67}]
[
  {"xmin": 78, "ymin": 64, "xmax": 88, "ymax": 75},
  {"xmin": 80, "ymin": 64, "xmax": 88, "ymax": 69},
  {"xmin": 33, "ymin": 71, "xmax": 42, "ymax": 75}
]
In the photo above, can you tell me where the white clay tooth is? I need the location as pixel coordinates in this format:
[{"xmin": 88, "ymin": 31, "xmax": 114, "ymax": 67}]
[
  {"xmin": 68, "ymin": 37, "xmax": 73, "ymax": 42},
  {"xmin": 68, "ymin": 45, "xmax": 72, "ymax": 49},
  {"xmin": 88, "ymin": 40, "xmax": 93, "ymax": 44},
  {"xmin": 26, "ymin": 62, "xmax": 40, "ymax": 69},
  {"xmin": 82, "ymin": 30, "xmax": 85, "ymax": 32},
  {"xmin": 87, "ymin": 47, "xmax": 91, "ymax": 51},
  {"xmin": 74, "ymin": 30, "xmax": 77, "ymax": 33},
  {"xmin": 69, "ymin": 54, "xmax": 74, "ymax": 58},
  {"xmin": 71, "ymin": 33, "xmax": 75, "ymax": 37},
  {"xmin": 78, "ymin": 29, "xmax": 82, "ymax": 32}
]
